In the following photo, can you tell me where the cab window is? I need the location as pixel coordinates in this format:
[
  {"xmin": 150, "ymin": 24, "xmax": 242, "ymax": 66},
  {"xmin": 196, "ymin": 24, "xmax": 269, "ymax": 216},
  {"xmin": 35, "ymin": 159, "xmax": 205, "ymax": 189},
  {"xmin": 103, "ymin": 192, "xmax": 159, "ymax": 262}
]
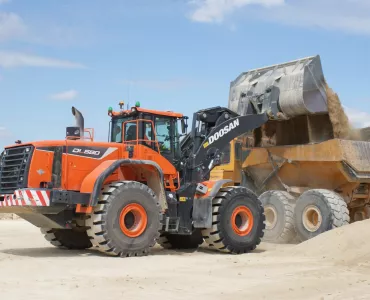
[
  {"xmin": 144, "ymin": 122, "xmax": 154, "ymax": 142},
  {"xmin": 124, "ymin": 122, "xmax": 137, "ymax": 141},
  {"xmin": 155, "ymin": 117, "xmax": 171, "ymax": 153},
  {"xmin": 111, "ymin": 116, "xmax": 133, "ymax": 143},
  {"xmin": 142, "ymin": 121, "xmax": 156, "ymax": 149}
]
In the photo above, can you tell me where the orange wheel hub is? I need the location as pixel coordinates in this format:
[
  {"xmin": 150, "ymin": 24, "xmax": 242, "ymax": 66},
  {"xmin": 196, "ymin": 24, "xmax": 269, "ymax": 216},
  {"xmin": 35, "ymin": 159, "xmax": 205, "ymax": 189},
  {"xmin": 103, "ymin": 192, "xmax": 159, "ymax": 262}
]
[
  {"xmin": 119, "ymin": 203, "xmax": 148, "ymax": 238},
  {"xmin": 231, "ymin": 206, "xmax": 254, "ymax": 236}
]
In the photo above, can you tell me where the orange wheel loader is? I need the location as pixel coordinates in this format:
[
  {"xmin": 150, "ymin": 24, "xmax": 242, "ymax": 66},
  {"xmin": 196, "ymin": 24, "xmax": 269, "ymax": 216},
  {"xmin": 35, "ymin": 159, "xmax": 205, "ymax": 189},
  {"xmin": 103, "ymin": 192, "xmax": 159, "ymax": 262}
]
[{"xmin": 0, "ymin": 102, "xmax": 268, "ymax": 257}]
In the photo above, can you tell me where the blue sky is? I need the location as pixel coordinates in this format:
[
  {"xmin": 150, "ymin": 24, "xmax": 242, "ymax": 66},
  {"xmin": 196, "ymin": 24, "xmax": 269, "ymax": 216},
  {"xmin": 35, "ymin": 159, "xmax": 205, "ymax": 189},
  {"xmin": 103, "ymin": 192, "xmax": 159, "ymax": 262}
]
[{"xmin": 0, "ymin": 0, "xmax": 369, "ymax": 148}]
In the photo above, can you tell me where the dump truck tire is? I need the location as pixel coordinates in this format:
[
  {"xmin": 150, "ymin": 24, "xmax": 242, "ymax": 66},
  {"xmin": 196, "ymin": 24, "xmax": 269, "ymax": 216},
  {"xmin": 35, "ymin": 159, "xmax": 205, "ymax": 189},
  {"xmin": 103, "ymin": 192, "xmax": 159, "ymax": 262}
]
[
  {"xmin": 201, "ymin": 186, "xmax": 265, "ymax": 254},
  {"xmin": 41, "ymin": 227, "xmax": 92, "ymax": 250},
  {"xmin": 158, "ymin": 229, "xmax": 204, "ymax": 249},
  {"xmin": 86, "ymin": 181, "xmax": 161, "ymax": 257},
  {"xmin": 294, "ymin": 189, "xmax": 349, "ymax": 242},
  {"xmin": 259, "ymin": 190, "xmax": 296, "ymax": 244}
]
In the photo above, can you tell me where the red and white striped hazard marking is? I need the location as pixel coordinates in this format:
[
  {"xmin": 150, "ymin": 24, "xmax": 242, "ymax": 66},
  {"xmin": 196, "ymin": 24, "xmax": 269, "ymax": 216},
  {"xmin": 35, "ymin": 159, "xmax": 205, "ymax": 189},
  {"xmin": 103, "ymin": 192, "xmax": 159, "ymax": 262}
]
[{"xmin": 0, "ymin": 189, "xmax": 50, "ymax": 207}]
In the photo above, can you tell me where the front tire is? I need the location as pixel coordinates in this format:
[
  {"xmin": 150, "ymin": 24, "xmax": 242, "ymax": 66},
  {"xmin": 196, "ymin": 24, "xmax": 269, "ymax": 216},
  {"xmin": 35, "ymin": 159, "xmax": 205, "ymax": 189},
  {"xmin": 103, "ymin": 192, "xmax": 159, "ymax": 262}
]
[
  {"xmin": 201, "ymin": 186, "xmax": 265, "ymax": 254},
  {"xmin": 294, "ymin": 189, "xmax": 349, "ymax": 241},
  {"xmin": 86, "ymin": 181, "xmax": 162, "ymax": 257}
]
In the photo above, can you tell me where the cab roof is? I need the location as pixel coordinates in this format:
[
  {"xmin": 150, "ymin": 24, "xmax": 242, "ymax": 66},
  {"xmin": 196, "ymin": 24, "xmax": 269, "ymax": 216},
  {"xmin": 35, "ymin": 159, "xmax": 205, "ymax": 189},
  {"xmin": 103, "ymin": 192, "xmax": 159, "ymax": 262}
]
[{"xmin": 111, "ymin": 106, "xmax": 183, "ymax": 118}]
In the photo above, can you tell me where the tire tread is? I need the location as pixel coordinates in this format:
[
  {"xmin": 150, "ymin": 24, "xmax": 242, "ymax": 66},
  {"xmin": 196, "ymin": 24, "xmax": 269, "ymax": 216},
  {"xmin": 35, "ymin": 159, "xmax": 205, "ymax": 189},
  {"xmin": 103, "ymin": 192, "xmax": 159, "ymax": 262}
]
[
  {"xmin": 86, "ymin": 180, "xmax": 161, "ymax": 257},
  {"xmin": 260, "ymin": 190, "xmax": 296, "ymax": 243},
  {"xmin": 294, "ymin": 189, "xmax": 349, "ymax": 242},
  {"xmin": 201, "ymin": 186, "xmax": 265, "ymax": 254}
]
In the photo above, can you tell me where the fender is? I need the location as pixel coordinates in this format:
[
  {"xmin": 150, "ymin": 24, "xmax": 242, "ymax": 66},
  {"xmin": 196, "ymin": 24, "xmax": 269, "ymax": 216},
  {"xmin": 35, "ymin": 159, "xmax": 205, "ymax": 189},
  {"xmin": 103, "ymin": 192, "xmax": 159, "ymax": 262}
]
[
  {"xmin": 80, "ymin": 159, "xmax": 166, "ymax": 208},
  {"xmin": 207, "ymin": 179, "xmax": 233, "ymax": 197},
  {"xmin": 192, "ymin": 179, "xmax": 232, "ymax": 228}
]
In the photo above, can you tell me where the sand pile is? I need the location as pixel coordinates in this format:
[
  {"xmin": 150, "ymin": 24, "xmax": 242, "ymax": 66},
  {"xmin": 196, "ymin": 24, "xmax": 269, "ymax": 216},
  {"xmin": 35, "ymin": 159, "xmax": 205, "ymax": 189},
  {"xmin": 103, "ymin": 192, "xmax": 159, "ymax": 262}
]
[
  {"xmin": 326, "ymin": 83, "xmax": 351, "ymax": 139},
  {"xmin": 286, "ymin": 219, "xmax": 370, "ymax": 265},
  {"xmin": 0, "ymin": 213, "xmax": 19, "ymax": 220},
  {"xmin": 326, "ymin": 83, "xmax": 361, "ymax": 140}
]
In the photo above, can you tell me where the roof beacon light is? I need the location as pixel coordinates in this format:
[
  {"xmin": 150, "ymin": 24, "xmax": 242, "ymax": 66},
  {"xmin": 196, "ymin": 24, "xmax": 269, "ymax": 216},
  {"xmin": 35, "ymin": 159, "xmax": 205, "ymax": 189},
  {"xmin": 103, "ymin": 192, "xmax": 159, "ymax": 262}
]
[
  {"xmin": 135, "ymin": 101, "xmax": 140, "ymax": 107},
  {"xmin": 119, "ymin": 101, "xmax": 125, "ymax": 110},
  {"xmin": 108, "ymin": 106, "xmax": 113, "ymax": 116}
]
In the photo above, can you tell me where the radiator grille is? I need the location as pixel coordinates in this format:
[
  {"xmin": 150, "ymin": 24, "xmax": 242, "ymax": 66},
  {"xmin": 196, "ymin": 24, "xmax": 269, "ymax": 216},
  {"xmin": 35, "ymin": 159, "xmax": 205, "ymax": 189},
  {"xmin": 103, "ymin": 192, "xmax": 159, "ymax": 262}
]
[{"xmin": 0, "ymin": 145, "xmax": 33, "ymax": 194}]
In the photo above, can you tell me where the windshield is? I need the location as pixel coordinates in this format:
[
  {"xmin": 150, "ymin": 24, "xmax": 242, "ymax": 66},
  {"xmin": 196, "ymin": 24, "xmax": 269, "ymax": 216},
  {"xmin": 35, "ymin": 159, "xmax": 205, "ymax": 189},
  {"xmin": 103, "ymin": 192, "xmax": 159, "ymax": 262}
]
[{"xmin": 110, "ymin": 116, "xmax": 134, "ymax": 142}]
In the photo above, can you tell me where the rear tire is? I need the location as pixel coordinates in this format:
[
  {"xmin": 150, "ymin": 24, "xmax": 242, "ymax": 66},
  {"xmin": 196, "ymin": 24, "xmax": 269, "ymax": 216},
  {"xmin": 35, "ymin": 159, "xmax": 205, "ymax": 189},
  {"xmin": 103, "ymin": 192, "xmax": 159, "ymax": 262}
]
[
  {"xmin": 86, "ymin": 181, "xmax": 161, "ymax": 257},
  {"xmin": 259, "ymin": 190, "xmax": 296, "ymax": 243},
  {"xmin": 294, "ymin": 189, "xmax": 349, "ymax": 241},
  {"xmin": 201, "ymin": 186, "xmax": 265, "ymax": 254},
  {"xmin": 41, "ymin": 223, "xmax": 92, "ymax": 250},
  {"xmin": 158, "ymin": 229, "xmax": 204, "ymax": 250}
]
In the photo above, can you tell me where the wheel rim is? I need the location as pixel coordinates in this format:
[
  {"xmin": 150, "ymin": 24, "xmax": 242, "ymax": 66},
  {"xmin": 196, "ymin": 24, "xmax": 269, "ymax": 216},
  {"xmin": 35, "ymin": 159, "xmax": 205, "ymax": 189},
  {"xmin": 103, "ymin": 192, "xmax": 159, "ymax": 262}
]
[
  {"xmin": 231, "ymin": 206, "xmax": 254, "ymax": 236},
  {"xmin": 119, "ymin": 203, "xmax": 148, "ymax": 238},
  {"xmin": 264, "ymin": 205, "xmax": 278, "ymax": 230},
  {"xmin": 302, "ymin": 205, "xmax": 322, "ymax": 232}
]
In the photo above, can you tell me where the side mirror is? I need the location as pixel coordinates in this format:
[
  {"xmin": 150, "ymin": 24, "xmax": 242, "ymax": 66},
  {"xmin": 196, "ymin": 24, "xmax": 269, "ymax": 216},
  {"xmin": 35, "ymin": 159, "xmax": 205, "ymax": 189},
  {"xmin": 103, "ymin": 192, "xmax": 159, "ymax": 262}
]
[{"xmin": 181, "ymin": 119, "xmax": 187, "ymax": 134}]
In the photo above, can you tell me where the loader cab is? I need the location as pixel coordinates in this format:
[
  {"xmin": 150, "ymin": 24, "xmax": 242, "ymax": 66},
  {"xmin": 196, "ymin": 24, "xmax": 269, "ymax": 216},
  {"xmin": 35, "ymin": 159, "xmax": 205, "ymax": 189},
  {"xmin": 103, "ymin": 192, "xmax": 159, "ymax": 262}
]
[{"xmin": 109, "ymin": 103, "xmax": 186, "ymax": 164}]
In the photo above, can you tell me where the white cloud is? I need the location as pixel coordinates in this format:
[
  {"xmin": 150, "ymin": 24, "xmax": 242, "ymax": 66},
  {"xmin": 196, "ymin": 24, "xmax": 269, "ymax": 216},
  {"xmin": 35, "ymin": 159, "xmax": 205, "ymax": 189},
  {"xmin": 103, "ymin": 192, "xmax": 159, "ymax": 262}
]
[
  {"xmin": 260, "ymin": 0, "xmax": 370, "ymax": 35},
  {"xmin": 0, "ymin": 127, "xmax": 11, "ymax": 138},
  {"xmin": 188, "ymin": 0, "xmax": 284, "ymax": 23},
  {"xmin": 0, "ymin": 52, "xmax": 85, "ymax": 68},
  {"xmin": 50, "ymin": 89, "xmax": 78, "ymax": 101},
  {"xmin": 0, "ymin": 12, "xmax": 26, "ymax": 41},
  {"xmin": 344, "ymin": 106, "xmax": 370, "ymax": 128},
  {"xmin": 0, "ymin": 7, "xmax": 88, "ymax": 47},
  {"xmin": 188, "ymin": 0, "xmax": 370, "ymax": 35}
]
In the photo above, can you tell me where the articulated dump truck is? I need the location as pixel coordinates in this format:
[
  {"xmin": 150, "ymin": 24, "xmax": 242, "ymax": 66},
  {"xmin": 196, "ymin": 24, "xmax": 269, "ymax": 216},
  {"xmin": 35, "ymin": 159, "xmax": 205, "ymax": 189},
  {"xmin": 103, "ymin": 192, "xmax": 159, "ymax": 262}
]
[{"xmin": 211, "ymin": 55, "xmax": 370, "ymax": 243}]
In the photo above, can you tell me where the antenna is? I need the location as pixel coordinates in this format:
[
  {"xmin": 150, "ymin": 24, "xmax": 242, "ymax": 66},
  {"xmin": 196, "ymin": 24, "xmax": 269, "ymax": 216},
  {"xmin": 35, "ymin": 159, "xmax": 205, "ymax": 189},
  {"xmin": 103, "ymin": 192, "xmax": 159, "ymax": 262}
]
[
  {"xmin": 126, "ymin": 78, "xmax": 132, "ymax": 110},
  {"xmin": 128, "ymin": 81, "xmax": 130, "ymax": 103}
]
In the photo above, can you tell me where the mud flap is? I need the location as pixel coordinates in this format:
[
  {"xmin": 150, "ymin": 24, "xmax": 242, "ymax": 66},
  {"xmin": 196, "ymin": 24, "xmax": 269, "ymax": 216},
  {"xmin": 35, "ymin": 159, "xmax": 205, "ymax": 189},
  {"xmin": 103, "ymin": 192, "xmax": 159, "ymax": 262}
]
[{"xmin": 192, "ymin": 197, "xmax": 212, "ymax": 228}]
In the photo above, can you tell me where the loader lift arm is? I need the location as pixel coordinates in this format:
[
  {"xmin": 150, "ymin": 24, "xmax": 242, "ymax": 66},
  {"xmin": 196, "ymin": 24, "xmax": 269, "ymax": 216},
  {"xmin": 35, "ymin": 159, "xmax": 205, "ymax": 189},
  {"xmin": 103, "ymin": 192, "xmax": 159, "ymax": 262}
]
[{"xmin": 178, "ymin": 106, "xmax": 268, "ymax": 187}]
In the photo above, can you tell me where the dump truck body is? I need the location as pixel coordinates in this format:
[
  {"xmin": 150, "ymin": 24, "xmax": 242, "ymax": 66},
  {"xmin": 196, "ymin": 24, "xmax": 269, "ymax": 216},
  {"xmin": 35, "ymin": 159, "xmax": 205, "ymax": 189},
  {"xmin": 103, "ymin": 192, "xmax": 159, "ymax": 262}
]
[{"xmin": 242, "ymin": 139, "xmax": 370, "ymax": 200}]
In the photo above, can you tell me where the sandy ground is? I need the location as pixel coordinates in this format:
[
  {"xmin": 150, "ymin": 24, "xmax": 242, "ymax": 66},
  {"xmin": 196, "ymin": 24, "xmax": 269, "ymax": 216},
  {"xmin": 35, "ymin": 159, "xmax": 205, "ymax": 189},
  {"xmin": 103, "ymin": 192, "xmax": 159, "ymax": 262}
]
[{"xmin": 1, "ymin": 220, "xmax": 370, "ymax": 300}]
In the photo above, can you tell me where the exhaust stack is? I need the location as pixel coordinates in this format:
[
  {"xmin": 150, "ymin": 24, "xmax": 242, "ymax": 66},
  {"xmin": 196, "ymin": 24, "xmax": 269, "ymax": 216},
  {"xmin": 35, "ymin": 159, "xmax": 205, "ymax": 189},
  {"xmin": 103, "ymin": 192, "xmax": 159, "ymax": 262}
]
[{"xmin": 66, "ymin": 106, "xmax": 84, "ymax": 139}]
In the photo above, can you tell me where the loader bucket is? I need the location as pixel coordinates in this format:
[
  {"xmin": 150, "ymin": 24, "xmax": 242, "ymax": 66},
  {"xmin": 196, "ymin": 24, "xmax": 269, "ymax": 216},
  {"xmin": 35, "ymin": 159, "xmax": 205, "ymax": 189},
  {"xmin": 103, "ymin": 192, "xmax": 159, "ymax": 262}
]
[{"xmin": 228, "ymin": 55, "xmax": 328, "ymax": 118}]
